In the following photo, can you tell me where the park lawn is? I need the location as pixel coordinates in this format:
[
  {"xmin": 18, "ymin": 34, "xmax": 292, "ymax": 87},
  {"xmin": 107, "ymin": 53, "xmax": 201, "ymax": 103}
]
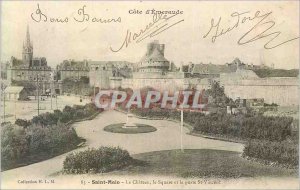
[
  {"xmin": 103, "ymin": 123, "xmax": 157, "ymax": 134},
  {"xmin": 111, "ymin": 149, "xmax": 298, "ymax": 178}
]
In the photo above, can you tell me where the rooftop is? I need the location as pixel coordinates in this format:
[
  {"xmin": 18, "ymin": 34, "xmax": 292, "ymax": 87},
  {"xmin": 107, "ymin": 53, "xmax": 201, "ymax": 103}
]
[{"xmin": 4, "ymin": 86, "xmax": 24, "ymax": 94}]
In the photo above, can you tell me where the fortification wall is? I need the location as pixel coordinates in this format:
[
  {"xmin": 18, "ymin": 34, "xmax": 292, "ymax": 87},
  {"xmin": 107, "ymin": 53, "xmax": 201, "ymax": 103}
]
[{"xmin": 220, "ymin": 77, "xmax": 299, "ymax": 106}]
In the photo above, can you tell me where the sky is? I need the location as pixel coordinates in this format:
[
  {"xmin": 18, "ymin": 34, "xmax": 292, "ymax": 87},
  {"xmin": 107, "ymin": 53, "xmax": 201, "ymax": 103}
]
[{"xmin": 1, "ymin": 1, "xmax": 299, "ymax": 69}]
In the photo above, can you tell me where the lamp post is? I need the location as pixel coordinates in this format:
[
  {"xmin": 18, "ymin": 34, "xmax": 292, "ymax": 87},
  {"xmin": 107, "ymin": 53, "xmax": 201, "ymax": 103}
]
[
  {"xmin": 36, "ymin": 74, "xmax": 40, "ymax": 116},
  {"xmin": 56, "ymin": 93, "xmax": 58, "ymax": 109},
  {"xmin": 50, "ymin": 84, "xmax": 53, "ymax": 110},
  {"xmin": 2, "ymin": 90, "xmax": 5, "ymax": 122},
  {"xmin": 177, "ymin": 88, "xmax": 184, "ymax": 153},
  {"xmin": 14, "ymin": 96, "xmax": 16, "ymax": 120},
  {"xmin": 180, "ymin": 106, "xmax": 183, "ymax": 152},
  {"xmin": 50, "ymin": 72, "xmax": 53, "ymax": 110},
  {"xmin": 93, "ymin": 83, "xmax": 95, "ymax": 97}
]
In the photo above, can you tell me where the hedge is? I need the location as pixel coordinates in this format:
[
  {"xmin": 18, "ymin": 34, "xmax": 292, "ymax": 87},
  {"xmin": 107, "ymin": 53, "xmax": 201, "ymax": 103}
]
[
  {"xmin": 243, "ymin": 140, "xmax": 298, "ymax": 167},
  {"xmin": 63, "ymin": 147, "xmax": 133, "ymax": 174},
  {"xmin": 131, "ymin": 108, "xmax": 298, "ymax": 167},
  {"xmin": 131, "ymin": 108, "xmax": 294, "ymax": 142},
  {"xmin": 1, "ymin": 123, "xmax": 80, "ymax": 170},
  {"xmin": 2, "ymin": 103, "xmax": 102, "ymax": 171}
]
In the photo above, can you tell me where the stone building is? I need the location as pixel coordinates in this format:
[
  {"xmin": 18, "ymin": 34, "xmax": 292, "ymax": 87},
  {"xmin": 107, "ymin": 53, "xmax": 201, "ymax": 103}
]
[
  {"xmin": 182, "ymin": 58, "xmax": 266, "ymax": 79},
  {"xmin": 4, "ymin": 86, "xmax": 28, "ymax": 101},
  {"xmin": 6, "ymin": 26, "xmax": 58, "ymax": 95},
  {"xmin": 89, "ymin": 61, "xmax": 133, "ymax": 89},
  {"xmin": 7, "ymin": 26, "xmax": 52, "ymax": 83},
  {"xmin": 56, "ymin": 60, "xmax": 89, "ymax": 81}
]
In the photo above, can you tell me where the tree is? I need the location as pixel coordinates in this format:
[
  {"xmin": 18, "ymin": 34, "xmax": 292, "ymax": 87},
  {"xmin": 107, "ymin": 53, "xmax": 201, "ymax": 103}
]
[{"xmin": 205, "ymin": 81, "xmax": 231, "ymax": 107}]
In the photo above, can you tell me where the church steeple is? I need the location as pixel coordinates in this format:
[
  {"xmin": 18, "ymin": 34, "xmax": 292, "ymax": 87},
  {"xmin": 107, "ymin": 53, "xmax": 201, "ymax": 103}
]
[
  {"xmin": 22, "ymin": 25, "xmax": 33, "ymax": 67},
  {"xmin": 26, "ymin": 25, "xmax": 31, "ymax": 47}
]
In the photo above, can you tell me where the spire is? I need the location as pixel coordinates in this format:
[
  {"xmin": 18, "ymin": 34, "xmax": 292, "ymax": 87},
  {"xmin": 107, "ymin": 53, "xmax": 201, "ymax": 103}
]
[
  {"xmin": 25, "ymin": 25, "xmax": 32, "ymax": 48},
  {"xmin": 22, "ymin": 24, "xmax": 33, "ymax": 67}
]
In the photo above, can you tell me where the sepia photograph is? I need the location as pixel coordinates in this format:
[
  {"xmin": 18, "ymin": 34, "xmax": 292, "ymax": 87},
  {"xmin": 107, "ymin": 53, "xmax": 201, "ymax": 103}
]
[{"xmin": 0, "ymin": 1, "xmax": 299, "ymax": 189}]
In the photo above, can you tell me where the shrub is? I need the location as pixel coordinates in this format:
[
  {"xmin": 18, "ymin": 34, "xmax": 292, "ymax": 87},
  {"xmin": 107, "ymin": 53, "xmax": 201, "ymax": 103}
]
[
  {"xmin": 243, "ymin": 140, "xmax": 298, "ymax": 167},
  {"xmin": 1, "ymin": 124, "xmax": 29, "ymax": 170},
  {"xmin": 63, "ymin": 147, "xmax": 133, "ymax": 174},
  {"xmin": 132, "ymin": 108, "xmax": 294, "ymax": 142},
  {"xmin": 27, "ymin": 123, "xmax": 79, "ymax": 155},
  {"xmin": 31, "ymin": 103, "xmax": 99, "ymax": 126},
  {"xmin": 1, "ymin": 103, "xmax": 99, "ymax": 171},
  {"xmin": 191, "ymin": 112, "xmax": 293, "ymax": 142},
  {"xmin": 1, "ymin": 122, "xmax": 80, "ymax": 171},
  {"xmin": 15, "ymin": 119, "xmax": 31, "ymax": 128}
]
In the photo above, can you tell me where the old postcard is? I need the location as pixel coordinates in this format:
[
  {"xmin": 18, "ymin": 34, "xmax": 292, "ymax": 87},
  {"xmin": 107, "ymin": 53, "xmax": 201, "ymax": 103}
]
[{"xmin": 0, "ymin": 0, "xmax": 299, "ymax": 189}]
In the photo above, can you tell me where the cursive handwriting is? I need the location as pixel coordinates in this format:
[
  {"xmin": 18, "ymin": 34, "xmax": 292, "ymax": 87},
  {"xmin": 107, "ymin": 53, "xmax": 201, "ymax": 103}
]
[
  {"xmin": 110, "ymin": 13, "xmax": 184, "ymax": 52},
  {"xmin": 31, "ymin": 4, "xmax": 121, "ymax": 24},
  {"xmin": 73, "ymin": 5, "xmax": 121, "ymax": 23},
  {"xmin": 31, "ymin": 4, "xmax": 48, "ymax": 22},
  {"xmin": 74, "ymin": 5, "xmax": 90, "ymax": 22},
  {"xmin": 203, "ymin": 10, "xmax": 299, "ymax": 49},
  {"xmin": 31, "ymin": 4, "xmax": 68, "ymax": 23}
]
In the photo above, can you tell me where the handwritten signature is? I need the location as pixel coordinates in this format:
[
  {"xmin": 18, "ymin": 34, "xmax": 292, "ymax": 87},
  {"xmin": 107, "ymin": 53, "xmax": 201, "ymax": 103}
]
[
  {"xmin": 203, "ymin": 10, "xmax": 299, "ymax": 49},
  {"xmin": 110, "ymin": 13, "xmax": 184, "ymax": 52}
]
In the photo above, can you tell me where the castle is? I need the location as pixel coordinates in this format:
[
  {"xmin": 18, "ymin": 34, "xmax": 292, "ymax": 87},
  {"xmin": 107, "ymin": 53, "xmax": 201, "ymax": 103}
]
[
  {"xmin": 91, "ymin": 40, "xmax": 187, "ymax": 92},
  {"xmin": 90, "ymin": 40, "xmax": 299, "ymax": 106}
]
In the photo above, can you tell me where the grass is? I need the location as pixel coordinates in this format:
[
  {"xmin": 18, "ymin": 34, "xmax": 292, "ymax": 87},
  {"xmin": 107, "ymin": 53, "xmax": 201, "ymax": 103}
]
[
  {"xmin": 103, "ymin": 123, "xmax": 157, "ymax": 134},
  {"xmin": 111, "ymin": 149, "xmax": 298, "ymax": 178}
]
